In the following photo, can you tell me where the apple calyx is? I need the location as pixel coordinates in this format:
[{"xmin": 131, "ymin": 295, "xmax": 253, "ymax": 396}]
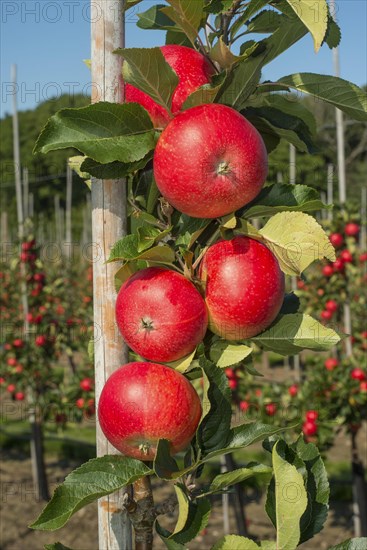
[
  {"xmin": 139, "ymin": 442, "xmax": 151, "ymax": 456},
  {"xmin": 141, "ymin": 318, "xmax": 154, "ymax": 332},
  {"xmin": 216, "ymin": 160, "xmax": 231, "ymax": 176}
]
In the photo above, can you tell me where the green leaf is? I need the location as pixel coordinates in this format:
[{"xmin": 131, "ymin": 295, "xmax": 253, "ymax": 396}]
[
  {"xmin": 323, "ymin": 12, "xmax": 341, "ymax": 49},
  {"xmin": 241, "ymin": 184, "xmax": 328, "ymax": 219},
  {"xmin": 165, "ymin": 29, "xmax": 193, "ymax": 47},
  {"xmin": 272, "ymin": 441, "xmax": 308, "ymax": 550},
  {"xmin": 81, "ymin": 152, "xmax": 153, "ymax": 179},
  {"xmin": 294, "ymin": 437, "xmax": 330, "ymax": 543},
  {"xmin": 285, "ymin": 0, "xmax": 328, "ymax": 52},
  {"xmin": 209, "ymin": 463, "xmax": 272, "ymax": 492},
  {"xmin": 276, "ymin": 74, "xmax": 367, "ymax": 122},
  {"xmin": 161, "ymin": 1, "xmax": 204, "ymax": 45},
  {"xmin": 137, "ymin": 4, "xmax": 176, "ymax": 30},
  {"xmin": 174, "ymin": 216, "xmax": 211, "ymax": 248},
  {"xmin": 279, "ymin": 292, "xmax": 300, "ymax": 315},
  {"xmin": 109, "ymin": 234, "xmax": 175, "ymax": 264},
  {"xmin": 166, "ymin": 348, "xmax": 197, "ymax": 373},
  {"xmin": 209, "ymin": 342, "xmax": 253, "ymax": 368},
  {"xmin": 259, "ymin": 11, "xmax": 308, "ymax": 67},
  {"xmin": 246, "ymin": 9, "xmax": 283, "ymax": 34},
  {"xmin": 230, "ymin": 0, "xmax": 270, "ymax": 40},
  {"xmin": 204, "ymin": 422, "xmax": 289, "ymax": 461},
  {"xmin": 157, "ymin": 486, "xmax": 210, "ymax": 546},
  {"xmin": 34, "ymin": 103, "xmax": 155, "ymax": 163},
  {"xmin": 44, "ymin": 544, "xmax": 73, "ymax": 550},
  {"xmin": 329, "ymin": 539, "xmax": 367, "ymax": 550},
  {"xmin": 114, "ymin": 262, "xmax": 139, "ymax": 287},
  {"xmin": 182, "ymin": 74, "xmax": 226, "ymax": 110},
  {"xmin": 117, "ymin": 47, "xmax": 179, "ymax": 113},
  {"xmin": 212, "ymin": 535, "xmax": 261, "ymax": 549},
  {"xmin": 244, "ymin": 106, "xmax": 316, "ymax": 153},
  {"xmin": 68, "ymin": 155, "xmax": 91, "ymax": 182},
  {"xmin": 154, "ymin": 439, "xmax": 180, "ymax": 480},
  {"xmin": 253, "ymin": 313, "xmax": 341, "ymax": 355},
  {"xmin": 259, "ymin": 211, "xmax": 335, "ymax": 276},
  {"xmin": 30, "ymin": 456, "xmax": 153, "ymax": 531},
  {"xmin": 197, "ymin": 357, "xmax": 232, "ymax": 455},
  {"xmin": 215, "ymin": 54, "xmax": 265, "ymax": 109}
]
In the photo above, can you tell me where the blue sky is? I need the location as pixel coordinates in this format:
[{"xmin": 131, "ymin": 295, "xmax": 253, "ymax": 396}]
[{"xmin": 1, "ymin": 0, "xmax": 366, "ymax": 117}]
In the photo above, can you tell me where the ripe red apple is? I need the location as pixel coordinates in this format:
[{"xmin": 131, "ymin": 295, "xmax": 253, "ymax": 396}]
[
  {"xmin": 98, "ymin": 362, "xmax": 202, "ymax": 460},
  {"xmin": 225, "ymin": 368, "xmax": 235, "ymax": 379},
  {"xmin": 240, "ymin": 400, "xmax": 250, "ymax": 411},
  {"xmin": 345, "ymin": 222, "xmax": 360, "ymax": 236},
  {"xmin": 303, "ymin": 421, "xmax": 317, "ymax": 436},
  {"xmin": 80, "ymin": 378, "xmax": 93, "ymax": 392},
  {"xmin": 332, "ymin": 258, "xmax": 345, "ymax": 272},
  {"xmin": 351, "ymin": 368, "xmax": 366, "ymax": 381},
  {"xmin": 322, "ymin": 265, "xmax": 334, "ymax": 277},
  {"xmin": 15, "ymin": 392, "xmax": 25, "ymax": 401},
  {"xmin": 154, "ymin": 104, "xmax": 268, "ymax": 218},
  {"xmin": 306, "ymin": 410, "xmax": 318, "ymax": 422},
  {"xmin": 199, "ymin": 236, "xmax": 284, "ymax": 340},
  {"xmin": 116, "ymin": 267, "xmax": 208, "ymax": 362},
  {"xmin": 360, "ymin": 381, "xmax": 367, "ymax": 392},
  {"xmin": 359, "ymin": 253, "xmax": 367, "ymax": 263},
  {"xmin": 0, "ymin": 377, "xmax": 5, "ymax": 385},
  {"xmin": 329, "ymin": 233, "xmax": 344, "ymax": 248},
  {"xmin": 288, "ymin": 384, "xmax": 298, "ymax": 397},
  {"xmin": 321, "ymin": 310, "xmax": 333, "ymax": 321},
  {"xmin": 76, "ymin": 398, "xmax": 85, "ymax": 409},
  {"xmin": 265, "ymin": 403, "xmax": 277, "ymax": 416},
  {"xmin": 340, "ymin": 250, "xmax": 353, "ymax": 263},
  {"xmin": 6, "ymin": 384, "xmax": 16, "ymax": 393},
  {"xmin": 35, "ymin": 335, "xmax": 47, "ymax": 347},
  {"xmin": 13, "ymin": 338, "xmax": 24, "ymax": 348},
  {"xmin": 125, "ymin": 45, "xmax": 214, "ymax": 127},
  {"xmin": 324, "ymin": 358, "xmax": 338, "ymax": 371},
  {"xmin": 228, "ymin": 379, "xmax": 238, "ymax": 390},
  {"xmin": 7, "ymin": 358, "xmax": 17, "ymax": 367},
  {"xmin": 325, "ymin": 300, "xmax": 338, "ymax": 313}
]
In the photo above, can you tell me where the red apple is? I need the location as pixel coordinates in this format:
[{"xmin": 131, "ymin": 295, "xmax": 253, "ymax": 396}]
[
  {"xmin": 351, "ymin": 368, "xmax": 366, "ymax": 381},
  {"xmin": 322, "ymin": 265, "xmax": 334, "ymax": 277},
  {"xmin": 7, "ymin": 358, "xmax": 17, "ymax": 367},
  {"xmin": 345, "ymin": 222, "xmax": 360, "ymax": 236},
  {"xmin": 325, "ymin": 300, "xmax": 338, "ymax": 313},
  {"xmin": 359, "ymin": 253, "xmax": 367, "ymax": 263},
  {"xmin": 6, "ymin": 384, "xmax": 16, "ymax": 393},
  {"xmin": 199, "ymin": 236, "xmax": 284, "ymax": 340},
  {"xmin": 116, "ymin": 267, "xmax": 208, "ymax": 363},
  {"xmin": 225, "ymin": 368, "xmax": 235, "ymax": 379},
  {"xmin": 154, "ymin": 103, "xmax": 268, "ymax": 218},
  {"xmin": 288, "ymin": 384, "xmax": 298, "ymax": 397},
  {"xmin": 125, "ymin": 45, "xmax": 214, "ymax": 127},
  {"xmin": 303, "ymin": 421, "xmax": 317, "ymax": 436},
  {"xmin": 332, "ymin": 258, "xmax": 345, "ymax": 272},
  {"xmin": 98, "ymin": 362, "xmax": 202, "ymax": 460},
  {"xmin": 360, "ymin": 381, "xmax": 367, "ymax": 392},
  {"xmin": 76, "ymin": 398, "xmax": 85, "ymax": 409},
  {"xmin": 13, "ymin": 338, "xmax": 24, "ymax": 348},
  {"xmin": 228, "ymin": 379, "xmax": 238, "ymax": 390},
  {"xmin": 340, "ymin": 250, "xmax": 353, "ymax": 263},
  {"xmin": 0, "ymin": 377, "xmax": 5, "ymax": 385},
  {"xmin": 35, "ymin": 335, "xmax": 47, "ymax": 347},
  {"xmin": 80, "ymin": 378, "xmax": 93, "ymax": 392},
  {"xmin": 15, "ymin": 392, "xmax": 25, "ymax": 401},
  {"xmin": 329, "ymin": 233, "xmax": 344, "ymax": 248},
  {"xmin": 306, "ymin": 410, "xmax": 318, "ymax": 422},
  {"xmin": 324, "ymin": 358, "xmax": 338, "ymax": 371},
  {"xmin": 240, "ymin": 400, "xmax": 250, "ymax": 411},
  {"xmin": 265, "ymin": 403, "xmax": 277, "ymax": 416}
]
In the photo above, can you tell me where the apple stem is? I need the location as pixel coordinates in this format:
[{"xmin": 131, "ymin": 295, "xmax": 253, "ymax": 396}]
[{"xmin": 141, "ymin": 319, "xmax": 154, "ymax": 332}]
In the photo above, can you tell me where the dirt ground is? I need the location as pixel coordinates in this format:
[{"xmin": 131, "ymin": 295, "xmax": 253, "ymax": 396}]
[{"xmin": 1, "ymin": 425, "xmax": 366, "ymax": 550}]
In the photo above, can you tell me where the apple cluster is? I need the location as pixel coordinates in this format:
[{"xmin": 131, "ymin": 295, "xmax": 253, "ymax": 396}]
[{"xmin": 98, "ymin": 45, "xmax": 286, "ymax": 461}]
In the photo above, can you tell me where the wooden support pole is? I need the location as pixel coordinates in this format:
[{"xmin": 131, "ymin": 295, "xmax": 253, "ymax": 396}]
[
  {"xmin": 65, "ymin": 162, "xmax": 73, "ymax": 245},
  {"xmin": 91, "ymin": 1, "xmax": 132, "ymax": 548},
  {"xmin": 327, "ymin": 164, "xmax": 334, "ymax": 221}
]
